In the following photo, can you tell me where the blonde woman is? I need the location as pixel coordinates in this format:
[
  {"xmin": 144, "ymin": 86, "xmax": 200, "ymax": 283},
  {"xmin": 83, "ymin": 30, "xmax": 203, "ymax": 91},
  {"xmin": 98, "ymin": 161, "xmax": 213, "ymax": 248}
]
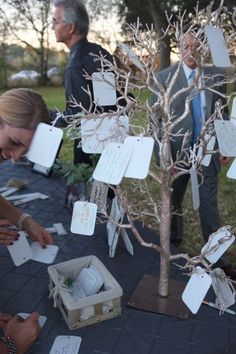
[{"xmin": 0, "ymin": 88, "xmax": 53, "ymax": 354}]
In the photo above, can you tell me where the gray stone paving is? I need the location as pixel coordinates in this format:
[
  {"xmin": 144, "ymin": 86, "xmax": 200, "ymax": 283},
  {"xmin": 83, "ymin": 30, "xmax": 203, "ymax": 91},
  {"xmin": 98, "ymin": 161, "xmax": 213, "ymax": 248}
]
[{"xmin": 0, "ymin": 161, "xmax": 235, "ymax": 354}]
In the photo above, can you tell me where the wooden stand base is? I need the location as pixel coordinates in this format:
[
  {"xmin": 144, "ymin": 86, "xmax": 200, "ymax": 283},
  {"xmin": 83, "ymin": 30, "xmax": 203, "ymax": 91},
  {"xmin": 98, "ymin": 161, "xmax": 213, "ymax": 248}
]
[{"xmin": 127, "ymin": 274, "xmax": 190, "ymax": 319}]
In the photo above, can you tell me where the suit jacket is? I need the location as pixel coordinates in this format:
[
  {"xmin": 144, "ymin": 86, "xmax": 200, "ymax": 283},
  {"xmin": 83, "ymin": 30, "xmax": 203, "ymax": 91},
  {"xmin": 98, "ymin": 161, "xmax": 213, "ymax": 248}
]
[{"xmin": 151, "ymin": 63, "xmax": 227, "ymax": 173}]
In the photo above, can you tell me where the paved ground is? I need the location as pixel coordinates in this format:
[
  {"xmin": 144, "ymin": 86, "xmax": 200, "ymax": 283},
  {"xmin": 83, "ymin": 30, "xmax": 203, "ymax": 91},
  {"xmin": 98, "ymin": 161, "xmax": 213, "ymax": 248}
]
[{"xmin": 0, "ymin": 161, "xmax": 236, "ymax": 354}]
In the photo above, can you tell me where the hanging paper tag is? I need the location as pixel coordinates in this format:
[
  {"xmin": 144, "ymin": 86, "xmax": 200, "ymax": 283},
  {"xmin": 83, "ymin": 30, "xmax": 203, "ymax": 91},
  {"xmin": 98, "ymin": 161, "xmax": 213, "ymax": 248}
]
[
  {"xmin": 190, "ymin": 166, "xmax": 200, "ymax": 210},
  {"xmin": 210, "ymin": 268, "xmax": 235, "ymax": 310},
  {"xmin": 49, "ymin": 335, "xmax": 82, "ymax": 354},
  {"xmin": 123, "ymin": 136, "xmax": 154, "ymax": 179},
  {"xmin": 70, "ymin": 201, "xmax": 97, "ymax": 235},
  {"xmin": 119, "ymin": 43, "xmax": 145, "ymax": 73},
  {"xmin": 197, "ymin": 135, "xmax": 216, "ymax": 167},
  {"xmin": 107, "ymin": 197, "xmax": 124, "ymax": 257},
  {"xmin": 17, "ymin": 313, "xmax": 47, "ymax": 328},
  {"xmin": 231, "ymin": 97, "xmax": 236, "ymax": 119},
  {"xmin": 214, "ymin": 120, "xmax": 236, "ymax": 157},
  {"xmin": 7, "ymin": 232, "xmax": 32, "ymax": 267},
  {"xmin": 93, "ymin": 142, "xmax": 133, "ymax": 185},
  {"xmin": 27, "ymin": 123, "xmax": 63, "ymax": 168},
  {"xmin": 227, "ymin": 158, "xmax": 236, "ymax": 179},
  {"xmin": 30, "ymin": 242, "xmax": 59, "ymax": 264},
  {"xmin": 121, "ymin": 228, "xmax": 134, "ymax": 255},
  {"xmin": 81, "ymin": 115, "xmax": 129, "ymax": 153},
  {"xmin": 90, "ymin": 180, "xmax": 108, "ymax": 213},
  {"xmin": 182, "ymin": 267, "xmax": 212, "ymax": 314},
  {"xmin": 204, "ymin": 25, "xmax": 231, "ymax": 67},
  {"xmin": 201, "ymin": 226, "xmax": 235, "ymax": 264},
  {"xmin": 92, "ymin": 72, "xmax": 116, "ymax": 106}
]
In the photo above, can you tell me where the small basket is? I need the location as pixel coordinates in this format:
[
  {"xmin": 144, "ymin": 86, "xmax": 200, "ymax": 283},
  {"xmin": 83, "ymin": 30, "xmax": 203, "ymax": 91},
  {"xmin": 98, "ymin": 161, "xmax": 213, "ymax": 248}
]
[{"xmin": 48, "ymin": 255, "xmax": 123, "ymax": 330}]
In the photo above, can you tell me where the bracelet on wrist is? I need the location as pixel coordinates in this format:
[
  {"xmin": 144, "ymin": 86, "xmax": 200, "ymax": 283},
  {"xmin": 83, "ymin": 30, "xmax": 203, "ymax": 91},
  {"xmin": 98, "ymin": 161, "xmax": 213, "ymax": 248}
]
[
  {"xmin": 17, "ymin": 213, "xmax": 32, "ymax": 231},
  {"xmin": 0, "ymin": 336, "xmax": 17, "ymax": 354}
]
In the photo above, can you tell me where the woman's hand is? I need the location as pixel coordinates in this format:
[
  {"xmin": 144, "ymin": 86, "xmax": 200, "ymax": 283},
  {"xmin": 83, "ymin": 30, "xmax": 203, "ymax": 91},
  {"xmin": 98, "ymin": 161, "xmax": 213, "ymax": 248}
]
[
  {"xmin": 0, "ymin": 313, "xmax": 12, "ymax": 328},
  {"xmin": 5, "ymin": 312, "xmax": 41, "ymax": 354},
  {"xmin": 23, "ymin": 217, "xmax": 53, "ymax": 247},
  {"xmin": 0, "ymin": 219, "xmax": 18, "ymax": 245}
]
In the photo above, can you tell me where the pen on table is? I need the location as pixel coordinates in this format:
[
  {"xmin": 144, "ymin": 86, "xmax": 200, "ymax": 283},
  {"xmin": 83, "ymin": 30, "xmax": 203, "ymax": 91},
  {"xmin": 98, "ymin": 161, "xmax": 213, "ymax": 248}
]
[{"xmin": 203, "ymin": 300, "xmax": 236, "ymax": 315}]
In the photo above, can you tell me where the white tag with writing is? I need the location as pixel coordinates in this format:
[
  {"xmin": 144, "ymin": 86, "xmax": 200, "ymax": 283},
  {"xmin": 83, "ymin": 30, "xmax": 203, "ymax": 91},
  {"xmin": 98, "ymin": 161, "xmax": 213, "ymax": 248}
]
[
  {"xmin": 197, "ymin": 135, "xmax": 216, "ymax": 167},
  {"xmin": 90, "ymin": 180, "xmax": 108, "ymax": 213},
  {"xmin": 214, "ymin": 120, "xmax": 236, "ymax": 157},
  {"xmin": 190, "ymin": 166, "xmax": 200, "ymax": 210},
  {"xmin": 49, "ymin": 336, "xmax": 82, "ymax": 354},
  {"xmin": 107, "ymin": 197, "xmax": 124, "ymax": 257},
  {"xmin": 210, "ymin": 268, "xmax": 235, "ymax": 310},
  {"xmin": 182, "ymin": 267, "xmax": 212, "ymax": 314},
  {"xmin": 231, "ymin": 97, "xmax": 236, "ymax": 119},
  {"xmin": 70, "ymin": 201, "xmax": 97, "ymax": 235},
  {"xmin": 123, "ymin": 136, "xmax": 154, "ymax": 179},
  {"xmin": 7, "ymin": 232, "xmax": 32, "ymax": 266},
  {"xmin": 27, "ymin": 123, "xmax": 63, "ymax": 168},
  {"xmin": 121, "ymin": 228, "xmax": 134, "ymax": 255},
  {"xmin": 93, "ymin": 142, "xmax": 133, "ymax": 185},
  {"xmin": 227, "ymin": 158, "xmax": 236, "ymax": 179},
  {"xmin": 81, "ymin": 115, "xmax": 129, "ymax": 153},
  {"xmin": 201, "ymin": 226, "xmax": 235, "ymax": 264},
  {"xmin": 92, "ymin": 72, "xmax": 116, "ymax": 106},
  {"xmin": 119, "ymin": 43, "xmax": 145, "ymax": 73},
  {"xmin": 205, "ymin": 25, "xmax": 231, "ymax": 67},
  {"xmin": 30, "ymin": 242, "xmax": 59, "ymax": 264},
  {"xmin": 17, "ymin": 313, "xmax": 47, "ymax": 328}
]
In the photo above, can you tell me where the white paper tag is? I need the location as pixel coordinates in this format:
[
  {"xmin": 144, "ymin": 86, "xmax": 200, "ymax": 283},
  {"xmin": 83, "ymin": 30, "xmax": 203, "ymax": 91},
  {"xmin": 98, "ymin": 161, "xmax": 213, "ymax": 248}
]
[
  {"xmin": 190, "ymin": 166, "xmax": 200, "ymax": 210},
  {"xmin": 92, "ymin": 72, "xmax": 116, "ymax": 106},
  {"xmin": 214, "ymin": 120, "xmax": 236, "ymax": 157},
  {"xmin": 182, "ymin": 267, "xmax": 212, "ymax": 314},
  {"xmin": 227, "ymin": 158, "xmax": 236, "ymax": 179},
  {"xmin": 81, "ymin": 115, "xmax": 129, "ymax": 153},
  {"xmin": 231, "ymin": 97, "xmax": 236, "ymax": 119},
  {"xmin": 70, "ymin": 201, "xmax": 97, "ymax": 235},
  {"xmin": 121, "ymin": 228, "xmax": 134, "ymax": 255},
  {"xmin": 197, "ymin": 135, "xmax": 216, "ymax": 167},
  {"xmin": 210, "ymin": 268, "xmax": 235, "ymax": 310},
  {"xmin": 27, "ymin": 123, "xmax": 63, "ymax": 168},
  {"xmin": 119, "ymin": 43, "xmax": 145, "ymax": 73},
  {"xmin": 205, "ymin": 25, "xmax": 231, "ymax": 67},
  {"xmin": 7, "ymin": 232, "xmax": 32, "ymax": 267},
  {"xmin": 17, "ymin": 313, "xmax": 47, "ymax": 328},
  {"xmin": 49, "ymin": 335, "xmax": 82, "ymax": 354},
  {"xmin": 107, "ymin": 197, "xmax": 124, "ymax": 257},
  {"xmin": 201, "ymin": 226, "xmax": 235, "ymax": 264},
  {"xmin": 90, "ymin": 180, "xmax": 108, "ymax": 213},
  {"xmin": 93, "ymin": 142, "xmax": 133, "ymax": 185},
  {"xmin": 123, "ymin": 136, "xmax": 154, "ymax": 179},
  {"xmin": 30, "ymin": 242, "xmax": 59, "ymax": 264}
]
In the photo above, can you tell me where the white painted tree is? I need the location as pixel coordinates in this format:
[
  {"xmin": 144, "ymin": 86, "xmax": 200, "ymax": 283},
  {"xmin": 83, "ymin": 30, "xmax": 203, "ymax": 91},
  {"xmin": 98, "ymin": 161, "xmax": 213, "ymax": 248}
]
[{"xmin": 59, "ymin": 2, "xmax": 236, "ymax": 309}]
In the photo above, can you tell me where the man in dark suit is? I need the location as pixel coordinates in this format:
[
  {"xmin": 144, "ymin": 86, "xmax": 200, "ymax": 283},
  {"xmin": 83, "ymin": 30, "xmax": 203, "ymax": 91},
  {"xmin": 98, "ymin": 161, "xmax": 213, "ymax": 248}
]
[{"xmin": 151, "ymin": 28, "xmax": 235, "ymax": 278}]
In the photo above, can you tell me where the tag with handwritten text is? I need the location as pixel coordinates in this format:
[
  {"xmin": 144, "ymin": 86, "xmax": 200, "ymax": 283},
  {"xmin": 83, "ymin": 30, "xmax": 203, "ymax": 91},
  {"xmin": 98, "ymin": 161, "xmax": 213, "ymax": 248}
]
[
  {"xmin": 214, "ymin": 120, "xmax": 236, "ymax": 157},
  {"xmin": 70, "ymin": 201, "xmax": 97, "ymax": 236},
  {"xmin": 49, "ymin": 336, "xmax": 82, "ymax": 354},
  {"xmin": 205, "ymin": 25, "xmax": 231, "ymax": 67}
]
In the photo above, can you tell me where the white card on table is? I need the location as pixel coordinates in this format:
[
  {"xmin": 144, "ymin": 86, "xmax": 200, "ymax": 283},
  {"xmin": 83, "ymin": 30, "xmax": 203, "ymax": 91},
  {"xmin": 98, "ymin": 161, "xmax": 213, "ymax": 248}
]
[
  {"xmin": 214, "ymin": 120, "xmax": 236, "ymax": 157},
  {"xmin": 197, "ymin": 135, "xmax": 216, "ymax": 167},
  {"xmin": 182, "ymin": 267, "xmax": 212, "ymax": 314},
  {"xmin": 92, "ymin": 72, "xmax": 116, "ymax": 106},
  {"xmin": 7, "ymin": 232, "xmax": 32, "ymax": 267},
  {"xmin": 119, "ymin": 43, "xmax": 145, "ymax": 73},
  {"xmin": 123, "ymin": 136, "xmax": 154, "ymax": 179},
  {"xmin": 205, "ymin": 25, "xmax": 231, "ymax": 67},
  {"xmin": 227, "ymin": 158, "xmax": 236, "ymax": 179},
  {"xmin": 190, "ymin": 166, "xmax": 200, "ymax": 210},
  {"xmin": 231, "ymin": 97, "xmax": 236, "ymax": 119},
  {"xmin": 49, "ymin": 335, "xmax": 82, "ymax": 354},
  {"xmin": 93, "ymin": 142, "xmax": 133, "ymax": 185},
  {"xmin": 17, "ymin": 313, "xmax": 47, "ymax": 328},
  {"xmin": 70, "ymin": 201, "xmax": 97, "ymax": 235},
  {"xmin": 27, "ymin": 123, "xmax": 63, "ymax": 168},
  {"xmin": 81, "ymin": 115, "xmax": 129, "ymax": 153},
  {"xmin": 30, "ymin": 242, "xmax": 59, "ymax": 264},
  {"xmin": 201, "ymin": 226, "xmax": 235, "ymax": 264}
]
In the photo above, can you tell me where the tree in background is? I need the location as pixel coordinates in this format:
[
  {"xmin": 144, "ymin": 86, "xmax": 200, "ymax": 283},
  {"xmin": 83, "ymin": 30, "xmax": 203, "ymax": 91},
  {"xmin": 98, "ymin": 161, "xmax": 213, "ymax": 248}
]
[
  {"xmin": 0, "ymin": 14, "xmax": 10, "ymax": 88},
  {"xmin": 0, "ymin": 0, "xmax": 51, "ymax": 85}
]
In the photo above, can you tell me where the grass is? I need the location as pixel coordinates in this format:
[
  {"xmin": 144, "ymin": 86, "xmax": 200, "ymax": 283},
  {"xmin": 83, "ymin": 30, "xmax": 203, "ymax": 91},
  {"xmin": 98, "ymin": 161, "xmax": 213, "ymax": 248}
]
[{"xmin": 1, "ymin": 85, "xmax": 236, "ymax": 265}]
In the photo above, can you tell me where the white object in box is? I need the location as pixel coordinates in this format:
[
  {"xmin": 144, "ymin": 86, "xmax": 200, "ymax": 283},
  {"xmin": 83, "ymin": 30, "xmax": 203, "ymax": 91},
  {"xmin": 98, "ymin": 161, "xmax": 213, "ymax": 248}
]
[
  {"xmin": 48, "ymin": 255, "xmax": 123, "ymax": 330},
  {"xmin": 72, "ymin": 265, "xmax": 104, "ymax": 299}
]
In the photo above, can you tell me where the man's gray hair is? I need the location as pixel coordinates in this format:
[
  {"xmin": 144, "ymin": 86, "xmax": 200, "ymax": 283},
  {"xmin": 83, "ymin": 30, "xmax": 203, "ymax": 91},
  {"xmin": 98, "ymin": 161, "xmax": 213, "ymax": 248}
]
[{"xmin": 52, "ymin": 0, "xmax": 89, "ymax": 36}]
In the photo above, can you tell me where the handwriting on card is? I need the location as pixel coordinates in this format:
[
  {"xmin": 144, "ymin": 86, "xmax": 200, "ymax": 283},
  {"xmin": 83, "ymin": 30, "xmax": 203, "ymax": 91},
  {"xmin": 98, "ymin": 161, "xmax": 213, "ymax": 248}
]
[{"xmin": 71, "ymin": 201, "xmax": 97, "ymax": 235}]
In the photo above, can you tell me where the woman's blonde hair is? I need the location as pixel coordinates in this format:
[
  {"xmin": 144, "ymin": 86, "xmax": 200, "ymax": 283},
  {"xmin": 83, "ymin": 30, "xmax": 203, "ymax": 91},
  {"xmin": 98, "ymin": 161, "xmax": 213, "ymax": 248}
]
[{"xmin": 0, "ymin": 88, "xmax": 49, "ymax": 130}]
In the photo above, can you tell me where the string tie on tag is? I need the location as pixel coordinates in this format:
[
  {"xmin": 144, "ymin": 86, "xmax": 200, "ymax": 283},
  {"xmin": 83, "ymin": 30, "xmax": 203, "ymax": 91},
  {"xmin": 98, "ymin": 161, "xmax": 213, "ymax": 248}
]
[{"xmin": 49, "ymin": 274, "xmax": 71, "ymax": 307}]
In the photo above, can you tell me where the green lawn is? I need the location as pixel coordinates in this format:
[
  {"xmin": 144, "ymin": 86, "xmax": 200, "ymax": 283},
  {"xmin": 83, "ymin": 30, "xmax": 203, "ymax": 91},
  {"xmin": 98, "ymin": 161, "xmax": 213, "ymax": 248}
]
[{"xmin": 1, "ymin": 85, "xmax": 236, "ymax": 265}]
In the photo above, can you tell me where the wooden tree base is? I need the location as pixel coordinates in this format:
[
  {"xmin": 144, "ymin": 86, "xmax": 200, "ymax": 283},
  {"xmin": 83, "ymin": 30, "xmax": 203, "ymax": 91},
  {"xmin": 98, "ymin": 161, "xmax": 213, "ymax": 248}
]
[{"xmin": 127, "ymin": 274, "xmax": 190, "ymax": 319}]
